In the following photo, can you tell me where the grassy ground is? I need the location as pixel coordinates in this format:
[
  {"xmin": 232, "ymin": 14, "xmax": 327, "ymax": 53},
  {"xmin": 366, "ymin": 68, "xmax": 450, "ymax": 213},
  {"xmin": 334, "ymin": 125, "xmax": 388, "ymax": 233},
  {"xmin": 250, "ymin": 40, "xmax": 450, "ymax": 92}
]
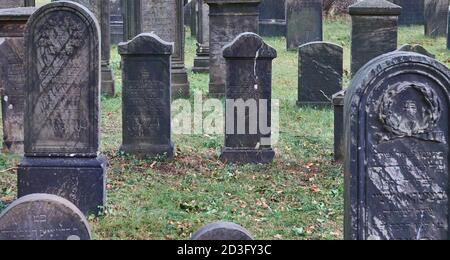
[{"xmin": 1, "ymin": 15, "xmax": 450, "ymax": 240}]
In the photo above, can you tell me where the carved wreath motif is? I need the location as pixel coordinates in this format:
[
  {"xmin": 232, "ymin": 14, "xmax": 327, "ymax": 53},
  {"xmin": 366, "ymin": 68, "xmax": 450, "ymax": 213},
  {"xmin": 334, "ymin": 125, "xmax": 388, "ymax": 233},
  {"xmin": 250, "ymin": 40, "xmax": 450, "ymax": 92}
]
[{"xmin": 379, "ymin": 83, "xmax": 441, "ymax": 138}]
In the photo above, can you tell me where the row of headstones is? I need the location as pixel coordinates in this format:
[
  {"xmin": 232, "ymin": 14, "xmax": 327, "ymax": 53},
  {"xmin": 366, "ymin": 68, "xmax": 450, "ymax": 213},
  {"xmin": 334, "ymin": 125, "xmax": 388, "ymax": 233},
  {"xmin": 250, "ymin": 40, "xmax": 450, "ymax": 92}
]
[{"xmin": 0, "ymin": 193, "xmax": 253, "ymax": 240}]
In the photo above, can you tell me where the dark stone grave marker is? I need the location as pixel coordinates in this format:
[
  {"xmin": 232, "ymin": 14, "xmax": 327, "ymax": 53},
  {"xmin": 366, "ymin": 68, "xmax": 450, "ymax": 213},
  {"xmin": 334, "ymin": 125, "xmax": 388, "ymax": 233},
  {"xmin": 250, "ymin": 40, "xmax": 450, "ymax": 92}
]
[
  {"xmin": 110, "ymin": 0, "xmax": 123, "ymax": 45},
  {"xmin": 193, "ymin": 0, "xmax": 209, "ymax": 73},
  {"xmin": 259, "ymin": 0, "xmax": 286, "ymax": 37},
  {"xmin": 425, "ymin": 0, "xmax": 449, "ymax": 37},
  {"xmin": 390, "ymin": 0, "xmax": 424, "ymax": 25},
  {"xmin": 286, "ymin": 0, "xmax": 323, "ymax": 50}
]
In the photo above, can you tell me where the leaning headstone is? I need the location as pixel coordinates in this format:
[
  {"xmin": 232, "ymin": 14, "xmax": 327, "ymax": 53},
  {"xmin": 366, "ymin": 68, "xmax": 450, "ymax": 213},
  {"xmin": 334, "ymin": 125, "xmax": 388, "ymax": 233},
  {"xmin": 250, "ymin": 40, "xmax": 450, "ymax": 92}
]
[
  {"xmin": 0, "ymin": 7, "xmax": 36, "ymax": 154},
  {"xmin": 349, "ymin": 0, "xmax": 401, "ymax": 76},
  {"xmin": 297, "ymin": 41, "xmax": 343, "ymax": 106},
  {"xmin": 192, "ymin": 221, "xmax": 254, "ymax": 240},
  {"xmin": 345, "ymin": 51, "xmax": 450, "ymax": 240},
  {"xmin": 390, "ymin": 0, "xmax": 424, "ymax": 25},
  {"xmin": 221, "ymin": 33, "xmax": 277, "ymax": 164},
  {"xmin": 18, "ymin": 1, "xmax": 107, "ymax": 216},
  {"xmin": 286, "ymin": 0, "xmax": 323, "ymax": 50},
  {"xmin": 259, "ymin": 0, "xmax": 286, "ymax": 37},
  {"xmin": 398, "ymin": 44, "xmax": 436, "ymax": 58},
  {"xmin": 205, "ymin": 0, "xmax": 261, "ymax": 97},
  {"xmin": 0, "ymin": 194, "xmax": 91, "ymax": 240},
  {"xmin": 425, "ymin": 0, "xmax": 448, "ymax": 37},
  {"xmin": 332, "ymin": 90, "xmax": 345, "ymax": 162},
  {"xmin": 119, "ymin": 33, "xmax": 174, "ymax": 159},
  {"xmin": 110, "ymin": 0, "xmax": 123, "ymax": 45},
  {"xmin": 193, "ymin": 0, "xmax": 209, "ymax": 73}
]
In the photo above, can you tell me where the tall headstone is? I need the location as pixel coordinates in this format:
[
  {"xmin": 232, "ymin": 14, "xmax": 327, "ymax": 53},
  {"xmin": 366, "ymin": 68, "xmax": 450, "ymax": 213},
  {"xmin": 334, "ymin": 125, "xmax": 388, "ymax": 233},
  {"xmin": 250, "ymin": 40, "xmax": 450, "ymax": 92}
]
[
  {"xmin": 286, "ymin": 0, "xmax": 323, "ymax": 50},
  {"xmin": 259, "ymin": 0, "xmax": 286, "ymax": 37},
  {"xmin": 0, "ymin": 194, "xmax": 91, "ymax": 240},
  {"xmin": 206, "ymin": 0, "xmax": 261, "ymax": 97},
  {"xmin": 390, "ymin": 0, "xmax": 424, "ymax": 25},
  {"xmin": 193, "ymin": 0, "xmax": 209, "ymax": 73},
  {"xmin": 349, "ymin": 0, "xmax": 401, "ymax": 76},
  {"xmin": 425, "ymin": 0, "xmax": 449, "ymax": 37},
  {"xmin": 344, "ymin": 51, "xmax": 450, "ymax": 240},
  {"xmin": 18, "ymin": 1, "xmax": 107, "ymax": 216},
  {"xmin": 297, "ymin": 41, "xmax": 343, "ymax": 106},
  {"xmin": 119, "ymin": 33, "xmax": 174, "ymax": 159},
  {"xmin": 110, "ymin": 0, "xmax": 123, "ymax": 45},
  {"xmin": 122, "ymin": 0, "xmax": 140, "ymax": 41},
  {"xmin": 192, "ymin": 221, "xmax": 254, "ymax": 240},
  {"xmin": 221, "ymin": 33, "xmax": 276, "ymax": 164},
  {"xmin": 0, "ymin": 7, "xmax": 36, "ymax": 154},
  {"xmin": 190, "ymin": 0, "xmax": 197, "ymax": 38}
]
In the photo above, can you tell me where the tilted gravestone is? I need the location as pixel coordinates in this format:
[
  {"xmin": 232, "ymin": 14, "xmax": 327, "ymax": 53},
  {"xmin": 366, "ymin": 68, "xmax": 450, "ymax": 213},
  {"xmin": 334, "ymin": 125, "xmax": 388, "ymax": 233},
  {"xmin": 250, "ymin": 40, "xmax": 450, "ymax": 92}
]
[
  {"xmin": 205, "ymin": 0, "xmax": 261, "ymax": 97},
  {"xmin": 191, "ymin": 221, "xmax": 254, "ymax": 240},
  {"xmin": 425, "ymin": 0, "xmax": 449, "ymax": 37},
  {"xmin": 398, "ymin": 44, "xmax": 436, "ymax": 58},
  {"xmin": 221, "ymin": 33, "xmax": 277, "ymax": 164},
  {"xmin": 259, "ymin": 0, "xmax": 286, "ymax": 37},
  {"xmin": 119, "ymin": 33, "xmax": 174, "ymax": 159},
  {"xmin": 344, "ymin": 51, "xmax": 450, "ymax": 240},
  {"xmin": 52, "ymin": 0, "xmax": 116, "ymax": 97},
  {"xmin": 18, "ymin": 1, "xmax": 107, "ymax": 216},
  {"xmin": 0, "ymin": 194, "xmax": 91, "ymax": 240},
  {"xmin": 193, "ymin": 0, "xmax": 209, "ymax": 73},
  {"xmin": 390, "ymin": 0, "xmax": 424, "ymax": 25},
  {"xmin": 297, "ymin": 41, "xmax": 343, "ymax": 106},
  {"xmin": 0, "ymin": 7, "xmax": 36, "ymax": 154},
  {"xmin": 110, "ymin": 0, "xmax": 123, "ymax": 45},
  {"xmin": 286, "ymin": 0, "xmax": 323, "ymax": 50},
  {"xmin": 349, "ymin": 0, "xmax": 401, "ymax": 76}
]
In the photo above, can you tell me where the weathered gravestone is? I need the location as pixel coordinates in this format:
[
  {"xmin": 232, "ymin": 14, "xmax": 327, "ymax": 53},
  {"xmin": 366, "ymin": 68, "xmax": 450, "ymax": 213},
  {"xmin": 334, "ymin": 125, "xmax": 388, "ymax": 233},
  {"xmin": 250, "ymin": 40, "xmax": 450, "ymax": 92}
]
[
  {"xmin": 0, "ymin": 0, "xmax": 35, "ymax": 8},
  {"xmin": 286, "ymin": 0, "xmax": 323, "ymax": 50},
  {"xmin": 110, "ymin": 0, "xmax": 123, "ymax": 45},
  {"xmin": 297, "ymin": 41, "xmax": 343, "ymax": 106},
  {"xmin": 221, "ymin": 33, "xmax": 276, "ymax": 164},
  {"xmin": 191, "ymin": 221, "xmax": 254, "ymax": 240},
  {"xmin": 344, "ymin": 51, "xmax": 450, "ymax": 240},
  {"xmin": 390, "ymin": 0, "xmax": 424, "ymax": 25},
  {"xmin": 52, "ymin": 0, "xmax": 116, "ymax": 97},
  {"xmin": 259, "ymin": 0, "xmax": 286, "ymax": 37},
  {"xmin": 332, "ymin": 90, "xmax": 345, "ymax": 162},
  {"xmin": 0, "ymin": 194, "xmax": 91, "ymax": 240},
  {"xmin": 398, "ymin": 44, "xmax": 436, "ymax": 58},
  {"xmin": 349, "ymin": 0, "xmax": 401, "ymax": 76},
  {"xmin": 18, "ymin": 1, "xmax": 107, "ymax": 216},
  {"xmin": 206, "ymin": 0, "xmax": 261, "ymax": 97},
  {"xmin": 425, "ymin": 0, "xmax": 449, "ymax": 37},
  {"xmin": 0, "ymin": 7, "xmax": 36, "ymax": 154},
  {"xmin": 119, "ymin": 33, "xmax": 174, "ymax": 159},
  {"xmin": 193, "ymin": 0, "xmax": 209, "ymax": 73}
]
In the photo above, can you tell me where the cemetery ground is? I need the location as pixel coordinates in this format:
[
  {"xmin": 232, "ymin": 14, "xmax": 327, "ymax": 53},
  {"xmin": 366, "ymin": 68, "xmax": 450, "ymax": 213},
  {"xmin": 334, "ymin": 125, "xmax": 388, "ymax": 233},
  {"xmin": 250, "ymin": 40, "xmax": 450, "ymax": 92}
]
[{"xmin": 1, "ymin": 16, "xmax": 450, "ymax": 240}]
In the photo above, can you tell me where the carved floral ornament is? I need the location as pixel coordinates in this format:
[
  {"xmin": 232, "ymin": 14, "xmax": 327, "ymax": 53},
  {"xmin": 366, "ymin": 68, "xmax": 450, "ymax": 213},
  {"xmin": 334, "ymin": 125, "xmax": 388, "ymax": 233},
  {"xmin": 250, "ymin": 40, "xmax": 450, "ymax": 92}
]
[{"xmin": 378, "ymin": 82, "xmax": 444, "ymax": 143}]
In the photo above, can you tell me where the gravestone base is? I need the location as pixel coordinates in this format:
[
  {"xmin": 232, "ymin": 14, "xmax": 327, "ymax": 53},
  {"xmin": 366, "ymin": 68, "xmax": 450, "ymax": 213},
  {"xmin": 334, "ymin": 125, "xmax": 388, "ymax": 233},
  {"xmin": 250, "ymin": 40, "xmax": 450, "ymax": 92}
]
[
  {"xmin": 259, "ymin": 20, "xmax": 286, "ymax": 37},
  {"xmin": 193, "ymin": 46, "xmax": 210, "ymax": 73},
  {"xmin": 208, "ymin": 83, "xmax": 225, "ymax": 98},
  {"xmin": 101, "ymin": 66, "xmax": 115, "ymax": 97},
  {"xmin": 172, "ymin": 67, "xmax": 190, "ymax": 98},
  {"xmin": 220, "ymin": 148, "xmax": 275, "ymax": 164},
  {"xmin": 120, "ymin": 143, "xmax": 174, "ymax": 159},
  {"xmin": 17, "ymin": 155, "xmax": 107, "ymax": 216}
]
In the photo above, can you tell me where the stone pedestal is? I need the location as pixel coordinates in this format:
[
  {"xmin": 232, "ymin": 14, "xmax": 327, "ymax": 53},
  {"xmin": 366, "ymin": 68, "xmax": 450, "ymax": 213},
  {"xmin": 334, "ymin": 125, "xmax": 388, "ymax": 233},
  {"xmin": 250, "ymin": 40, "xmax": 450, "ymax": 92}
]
[{"xmin": 193, "ymin": 0, "xmax": 210, "ymax": 73}]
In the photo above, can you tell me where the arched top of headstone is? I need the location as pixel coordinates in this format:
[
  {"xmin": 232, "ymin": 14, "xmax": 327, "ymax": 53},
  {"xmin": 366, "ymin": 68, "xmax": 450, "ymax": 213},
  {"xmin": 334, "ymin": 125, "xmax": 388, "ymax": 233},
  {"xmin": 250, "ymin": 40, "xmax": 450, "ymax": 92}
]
[
  {"xmin": 119, "ymin": 33, "xmax": 174, "ymax": 55},
  {"xmin": 0, "ymin": 194, "xmax": 91, "ymax": 240},
  {"xmin": 349, "ymin": 0, "xmax": 402, "ymax": 16},
  {"xmin": 397, "ymin": 44, "xmax": 435, "ymax": 59},
  {"xmin": 299, "ymin": 41, "xmax": 343, "ymax": 53},
  {"xmin": 223, "ymin": 32, "xmax": 277, "ymax": 59},
  {"xmin": 191, "ymin": 221, "xmax": 254, "ymax": 240}
]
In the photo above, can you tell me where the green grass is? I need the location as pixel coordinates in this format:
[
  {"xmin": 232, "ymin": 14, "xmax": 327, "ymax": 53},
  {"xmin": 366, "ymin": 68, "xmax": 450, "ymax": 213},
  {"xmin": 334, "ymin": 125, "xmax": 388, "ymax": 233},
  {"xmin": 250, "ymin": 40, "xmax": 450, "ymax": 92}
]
[{"xmin": 1, "ymin": 15, "xmax": 450, "ymax": 240}]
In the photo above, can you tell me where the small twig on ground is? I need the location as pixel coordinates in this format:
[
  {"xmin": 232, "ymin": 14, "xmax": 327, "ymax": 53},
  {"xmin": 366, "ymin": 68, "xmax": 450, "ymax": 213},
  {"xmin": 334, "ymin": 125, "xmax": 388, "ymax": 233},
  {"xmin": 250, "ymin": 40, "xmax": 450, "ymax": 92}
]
[{"xmin": 0, "ymin": 167, "xmax": 17, "ymax": 174}]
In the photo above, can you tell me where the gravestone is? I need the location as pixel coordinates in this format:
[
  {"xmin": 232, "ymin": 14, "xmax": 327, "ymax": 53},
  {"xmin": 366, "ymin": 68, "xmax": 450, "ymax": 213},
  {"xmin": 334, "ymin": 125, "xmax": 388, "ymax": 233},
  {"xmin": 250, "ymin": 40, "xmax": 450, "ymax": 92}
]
[
  {"xmin": 193, "ymin": 0, "xmax": 209, "ymax": 73},
  {"xmin": 390, "ymin": 0, "xmax": 424, "ymax": 25},
  {"xmin": 332, "ymin": 90, "xmax": 345, "ymax": 162},
  {"xmin": 259, "ymin": 0, "xmax": 286, "ymax": 37},
  {"xmin": 191, "ymin": 221, "xmax": 254, "ymax": 240},
  {"xmin": 18, "ymin": 1, "xmax": 107, "ymax": 216},
  {"xmin": 344, "ymin": 51, "xmax": 450, "ymax": 240},
  {"xmin": 297, "ymin": 41, "xmax": 343, "ymax": 106},
  {"xmin": 0, "ymin": 194, "xmax": 91, "ymax": 240},
  {"xmin": 349, "ymin": 0, "xmax": 401, "ymax": 76},
  {"xmin": 110, "ymin": 0, "xmax": 123, "ymax": 45},
  {"xmin": 119, "ymin": 33, "xmax": 174, "ymax": 159},
  {"xmin": 52, "ymin": 0, "xmax": 116, "ymax": 97},
  {"xmin": 0, "ymin": 7, "xmax": 36, "ymax": 154},
  {"xmin": 425, "ymin": 0, "xmax": 449, "ymax": 37},
  {"xmin": 286, "ymin": 0, "xmax": 323, "ymax": 50},
  {"xmin": 221, "ymin": 33, "xmax": 277, "ymax": 164},
  {"xmin": 0, "ymin": 0, "xmax": 34, "ymax": 8},
  {"xmin": 122, "ymin": 0, "xmax": 140, "ymax": 41},
  {"xmin": 206, "ymin": 0, "xmax": 261, "ymax": 97},
  {"xmin": 398, "ymin": 44, "xmax": 436, "ymax": 58},
  {"xmin": 190, "ymin": 0, "xmax": 197, "ymax": 38}
]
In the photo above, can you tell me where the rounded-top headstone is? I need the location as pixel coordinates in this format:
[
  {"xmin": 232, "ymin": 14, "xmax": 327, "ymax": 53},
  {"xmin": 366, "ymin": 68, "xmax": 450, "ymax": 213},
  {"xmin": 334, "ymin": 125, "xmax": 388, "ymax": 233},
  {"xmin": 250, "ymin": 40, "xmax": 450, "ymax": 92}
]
[
  {"xmin": 222, "ymin": 32, "xmax": 277, "ymax": 59},
  {"xmin": 0, "ymin": 194, "xmax": 91, "ymax": 240},
  {"xmin": 191, "ymin": 221, "xmax": 254, "ymax": 240},
  {"xmin": 348, "ymin": 0, "xmax": 402, "ymax": 16}
]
